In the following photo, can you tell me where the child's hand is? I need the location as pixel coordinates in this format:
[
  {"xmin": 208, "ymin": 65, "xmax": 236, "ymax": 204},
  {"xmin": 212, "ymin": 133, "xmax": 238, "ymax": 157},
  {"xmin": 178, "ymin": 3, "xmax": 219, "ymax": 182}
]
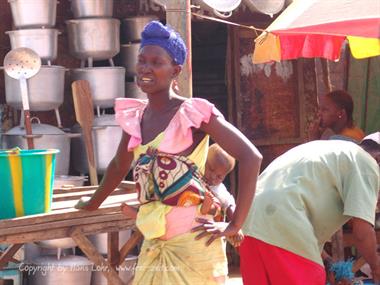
[{"xmin": 200, "ymin": 191, "xmax": 214, "ymax": 215}]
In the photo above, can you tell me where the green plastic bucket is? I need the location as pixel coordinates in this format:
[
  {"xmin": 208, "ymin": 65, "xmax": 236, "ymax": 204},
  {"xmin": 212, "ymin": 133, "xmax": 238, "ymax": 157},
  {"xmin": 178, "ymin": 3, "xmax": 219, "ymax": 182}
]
[{"xmin": 0, "ymin": 148, "xmax": 59, "ymax": 219}]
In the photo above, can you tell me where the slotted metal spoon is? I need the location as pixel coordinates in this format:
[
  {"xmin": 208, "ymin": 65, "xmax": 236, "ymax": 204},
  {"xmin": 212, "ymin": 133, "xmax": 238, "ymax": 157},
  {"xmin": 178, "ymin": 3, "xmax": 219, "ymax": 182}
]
[{"xmin": 3, "ymin": 48, "xmax": 41, "ymax": 149}]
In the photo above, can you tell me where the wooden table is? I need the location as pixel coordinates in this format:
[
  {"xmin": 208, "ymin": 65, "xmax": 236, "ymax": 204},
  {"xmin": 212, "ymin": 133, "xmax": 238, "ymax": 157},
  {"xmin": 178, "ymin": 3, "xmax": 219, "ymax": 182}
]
[{"xmin": 0, "ymin": 181, "xmax": 143, "ymax": 285}]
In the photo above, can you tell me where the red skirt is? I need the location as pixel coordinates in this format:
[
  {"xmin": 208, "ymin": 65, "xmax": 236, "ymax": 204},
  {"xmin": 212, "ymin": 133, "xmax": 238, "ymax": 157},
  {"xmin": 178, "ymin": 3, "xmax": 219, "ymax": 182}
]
[{"xmin": 239, "ymin": 236, "xmax": 326, "ymax": 285}]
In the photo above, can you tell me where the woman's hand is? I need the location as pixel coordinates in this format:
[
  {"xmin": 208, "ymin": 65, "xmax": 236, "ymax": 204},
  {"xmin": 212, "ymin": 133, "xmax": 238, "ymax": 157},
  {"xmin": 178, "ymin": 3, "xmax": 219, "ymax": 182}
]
[
  {"xmin": 191, "ymin": 218, "xmax": 242, "ymax": 246},
  {"xmin": 74, "ymin": 196, "xmax": 99, "ymax": 211}
]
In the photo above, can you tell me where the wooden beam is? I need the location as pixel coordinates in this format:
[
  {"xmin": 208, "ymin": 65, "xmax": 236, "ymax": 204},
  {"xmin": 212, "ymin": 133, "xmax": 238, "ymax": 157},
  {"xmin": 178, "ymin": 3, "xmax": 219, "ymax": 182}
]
[
  {"xmin": 297, "ymin": 59, "xmax": 307, "ymax": 140},
  {"xmin": 0, "ymin": 194, "xmax": 138, "ymax": 230},
  {"xmin": 108, "ymin": 232, "xmax": 120, "ymax": 270},
  {"xmin": 0, "ymin": 244, "xmax": 23, "ymax": 270},
  {"xmin": 119, "ymin": 230, "xmax": 144, "ymax": 266},
  {"xmin": 53, "ymin": 180, "xmax": 136, "ymax": 194},
  {"xmin": 0, "ymin": 219, "xmax": 134, "ymax": 244},
  {"xmin": 166, "ymin": 0, "xmax": 192, "ymax": 98},
  {"xmin": 0, "ymin": 213, "xmax": 128, "ymax": 236},
  {"xmin": 70, "ymin": 227, "xmax": 124, "ymax": 285}
]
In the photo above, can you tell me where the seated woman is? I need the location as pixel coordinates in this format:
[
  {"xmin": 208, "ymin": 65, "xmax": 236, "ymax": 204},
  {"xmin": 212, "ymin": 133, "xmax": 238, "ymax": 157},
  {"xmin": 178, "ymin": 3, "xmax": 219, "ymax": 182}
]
[{"xmin": 308, "ymin": 90, "xmax": 365, "ymax": 143}]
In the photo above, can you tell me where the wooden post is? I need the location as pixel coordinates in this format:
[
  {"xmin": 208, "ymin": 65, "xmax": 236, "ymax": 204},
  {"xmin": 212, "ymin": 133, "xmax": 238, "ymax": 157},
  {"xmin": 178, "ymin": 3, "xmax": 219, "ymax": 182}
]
[
  {"xmin": 0, "ymin": 244, "xmax": 23, "ymax": 269},
  {"xmin": 321, "ymin": 59, "xmax": 333, "ymax": 92},
  {"xmin": 108, "ymin": 232, "xmax": 120, "ymax": 270},
  {"xmin": 166, "ymin": 0, "xmax": 192, "ymax": 98},
  {"xmin": 119, "ymin": 230, "xmax": 143, "ymax": 266},
  {"xmin": 70, "ymin": 228, "xmax": 124, "ymax": 285}
]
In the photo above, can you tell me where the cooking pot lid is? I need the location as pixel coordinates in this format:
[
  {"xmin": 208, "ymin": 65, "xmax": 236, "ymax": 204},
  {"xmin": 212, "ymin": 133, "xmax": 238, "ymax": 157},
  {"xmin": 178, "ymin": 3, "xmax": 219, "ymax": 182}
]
[
  {"xmin": 28, "ymin": 255, "xmax": 93, "ymax": 266},
  {"xmin": 6, "ymin": 123, "xmax": 66, "ymax": 135}
]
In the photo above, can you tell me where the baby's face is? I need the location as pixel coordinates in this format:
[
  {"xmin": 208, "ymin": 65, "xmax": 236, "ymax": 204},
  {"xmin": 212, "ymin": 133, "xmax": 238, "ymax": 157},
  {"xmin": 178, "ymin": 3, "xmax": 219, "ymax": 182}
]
[{"xmin": 204, "ymin": 157, "xmax": 229, "ymax": 186}]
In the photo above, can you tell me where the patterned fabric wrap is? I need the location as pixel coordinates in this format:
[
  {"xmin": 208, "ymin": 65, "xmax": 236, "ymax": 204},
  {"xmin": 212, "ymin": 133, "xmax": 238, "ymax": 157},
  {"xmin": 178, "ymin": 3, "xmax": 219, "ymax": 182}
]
[
  {"xmin": 134, "ymin": 148, "xmax": 208, "ymax": 207},
  {"xmin": 132, "ymin": 231, "xmax": 228, "ymax": 285}
]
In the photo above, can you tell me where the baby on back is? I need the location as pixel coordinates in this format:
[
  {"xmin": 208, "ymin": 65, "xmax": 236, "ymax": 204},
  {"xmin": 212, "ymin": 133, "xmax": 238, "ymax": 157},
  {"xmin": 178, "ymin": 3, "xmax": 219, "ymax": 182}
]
[{"xmin": 202, "ymin": 143, "xmax": 243, "ymax": 247}]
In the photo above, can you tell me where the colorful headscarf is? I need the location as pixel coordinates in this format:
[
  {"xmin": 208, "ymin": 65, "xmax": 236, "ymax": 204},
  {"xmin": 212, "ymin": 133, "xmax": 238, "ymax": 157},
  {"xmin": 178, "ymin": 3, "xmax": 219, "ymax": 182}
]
[{"xmin": 140, "ymin": 20, "xmax": 187, "ymax": 65}]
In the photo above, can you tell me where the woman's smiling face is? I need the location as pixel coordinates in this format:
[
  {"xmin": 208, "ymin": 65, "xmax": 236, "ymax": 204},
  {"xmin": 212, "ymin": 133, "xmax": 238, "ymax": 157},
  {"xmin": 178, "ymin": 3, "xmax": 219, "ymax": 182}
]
[{"xmin": 136, "ymin": 45, "xmax": 180, "ymax": 94}]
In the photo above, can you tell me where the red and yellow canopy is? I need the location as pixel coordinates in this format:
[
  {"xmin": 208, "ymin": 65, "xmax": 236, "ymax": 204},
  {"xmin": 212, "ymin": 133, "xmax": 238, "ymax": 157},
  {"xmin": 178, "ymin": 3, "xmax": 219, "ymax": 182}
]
[{"xmin": 253, "ymin": 0, "xmax": 380, "ymax": 63}]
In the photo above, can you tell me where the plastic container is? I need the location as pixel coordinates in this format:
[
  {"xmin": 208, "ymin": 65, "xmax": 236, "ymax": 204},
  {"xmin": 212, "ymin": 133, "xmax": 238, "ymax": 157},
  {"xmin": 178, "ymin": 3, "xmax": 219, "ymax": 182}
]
[{"xmin": 0, "ymin": 148, "xmax": 59, "ymax": 219}]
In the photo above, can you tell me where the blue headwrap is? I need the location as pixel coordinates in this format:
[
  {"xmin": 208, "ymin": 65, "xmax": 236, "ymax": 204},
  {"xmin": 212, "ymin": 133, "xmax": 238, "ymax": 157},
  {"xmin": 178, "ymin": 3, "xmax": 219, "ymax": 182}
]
[{"xmin": 140, "ymin": 21, "xmax": 187, "ymax": 65}]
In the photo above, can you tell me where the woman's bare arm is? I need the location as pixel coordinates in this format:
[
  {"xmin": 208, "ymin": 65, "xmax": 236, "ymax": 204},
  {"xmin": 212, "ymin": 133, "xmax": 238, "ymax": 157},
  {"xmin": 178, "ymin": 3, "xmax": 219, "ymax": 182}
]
[
  {"xmin": 75, "ymin": 132, "xmax": 134, "ymax": 210},
  {"xmin": 200, "ymin": 115, "xmax": 262, "ymax": 230}
]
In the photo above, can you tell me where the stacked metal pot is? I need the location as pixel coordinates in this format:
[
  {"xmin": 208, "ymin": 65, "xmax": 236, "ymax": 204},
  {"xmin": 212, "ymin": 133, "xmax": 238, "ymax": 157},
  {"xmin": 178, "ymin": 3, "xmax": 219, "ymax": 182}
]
[
  {"xmin": 2, "ymin": 0, "xmax": 71, "ymax": 175},
  {"xmin": 71, "ymin": 114, "xmax": 123, "ymax": 175},
  {"xmin": 67, "ymin": 0, "xmax": 125, "ymax": 111},
  {"xmin": 5, "ymin": 0, "xmax": 64, "ymax": 115},
  {"xmin": 67, "ymin": 0, "xmax": 125, "ymax": 175},
  {"xmin": 66, "ymin": 0, "xmax": 120, "ymax": 68},
  {"xmin": 6, "ymin": 0, "xmax": 60, "ymax": 66},
  {"xmin": 120, "ymin": 16, "xmax": 158, "ymax": 99}
]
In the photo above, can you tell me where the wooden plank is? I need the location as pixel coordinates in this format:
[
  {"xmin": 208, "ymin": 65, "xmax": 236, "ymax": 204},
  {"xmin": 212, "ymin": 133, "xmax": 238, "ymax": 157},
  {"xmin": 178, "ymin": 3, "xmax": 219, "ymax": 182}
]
[
  {"xmin": 365, "ymin": 56, "xmax": 380, "ymax": 133},
  {"xmin": 0, "ymin": 205, "xmax": 119, "ymax": 229},
  {"xmin": 108, "ymin": 232, "xmax": 120, "ymax": 270},
  {"xmin": 53, "ymin": 181, "xmax": 136, "ymax": 195},
  {"xmin": 347, "ymin": 56, "xmax": 369, "ymax": 130},
  {"xmin": 226, "ymin": 26, "xmax": 237, "ymax": 198},
  {"xmin": 0, "ymin": 220, "xmax": 135, "ymax": 244},
  {"xmin": 232, "ymin": 26, "xmax": 243, "ymax": 132},
  {"xmin": 297, "ymin": 59, "xmax": 306, "ymax": 140},
  {"xmin": 72, "ymin": 80, "xmax": 98, "ymax": 185},
  {"xmin": 0, "ymin": 213, "xmax": 128, "ymax": 236},
  {"xmin": 166, "ymin": 0, "xmax": 192, "ymax": 98},
  {"xmin": 52, "ymin": 188, "xmax": 134, "ymax": 202},
  {"xmin": 0, "ymin": 243, "xmax": 23, "ymax": 270},
  {"xmin": 119, "ymin": 231, "xmax": 143, "ymax": 266},
  {"xmin": 0, "ymin": 253, "xmax": 19, "ymax": 264},
  {"xmin": 52, "ymin": 193, "xmax": 138, "ymax": 211},
  {"xmin": 70, "ymin": 228, "xmax": 125, "ymax": 285},
  {"xmin": 0, "ymin": 194, "xmax": 138, "ymax": 230}
]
